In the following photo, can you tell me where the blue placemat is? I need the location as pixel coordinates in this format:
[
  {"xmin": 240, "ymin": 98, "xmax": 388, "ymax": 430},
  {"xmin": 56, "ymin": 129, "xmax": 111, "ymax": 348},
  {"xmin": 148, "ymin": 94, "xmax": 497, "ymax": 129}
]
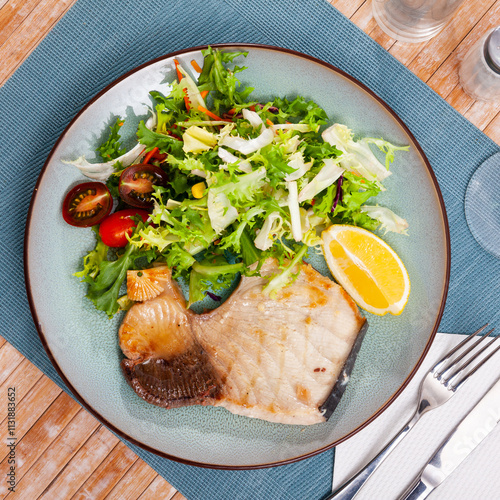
[{"xmin": 1, "ymin": 0, "xmax": 499, "ymax": 498}]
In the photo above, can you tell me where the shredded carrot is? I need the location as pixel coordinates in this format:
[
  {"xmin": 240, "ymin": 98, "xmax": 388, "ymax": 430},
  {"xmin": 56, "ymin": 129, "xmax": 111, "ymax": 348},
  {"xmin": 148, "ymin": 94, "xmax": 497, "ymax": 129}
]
[
  {"xmin": 266, "ymin": 118, "xmax": 274, "ymax": 126},
  {"xmin": 200, "ymin": 90, "xmax": 209, "ymax": 99},
  {"xmin": 182, "ymin": 88, "xmax": 191, "ymax": 111},
  {"xmin": 191, "ymin": 60, "xmax": 203, "ymax": 73},
  {"xmin": 197, "ymin": 105, "xmax": 230, "ymax": 122},
  {"xmin": 174, "ymin": 59, "xmax": 183, "ymax": 82},
  {"xmin": 143, "ymin": 147, "xmax": 159, "ymax": 164},
  {"xmin": 227, "ymin": 108, "xmax": 236, "ymax": 115},
  {"xmin": 174, "ymin": 59, "xmax": 191, "ymax": 111}
]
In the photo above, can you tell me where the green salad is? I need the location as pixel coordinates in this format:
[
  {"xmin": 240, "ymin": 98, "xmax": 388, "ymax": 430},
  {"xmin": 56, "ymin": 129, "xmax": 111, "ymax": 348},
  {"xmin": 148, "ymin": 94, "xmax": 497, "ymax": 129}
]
[{"xmin": 63, "ymin": 47, "xmax": 409, "ymax": 317}]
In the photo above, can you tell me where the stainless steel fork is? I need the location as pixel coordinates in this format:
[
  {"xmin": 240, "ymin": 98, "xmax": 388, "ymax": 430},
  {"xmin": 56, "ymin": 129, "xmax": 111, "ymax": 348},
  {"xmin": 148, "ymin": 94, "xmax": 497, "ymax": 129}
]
[{"xmin": 326, "ymin": 325, "xmax": 500, "ymax": 500}]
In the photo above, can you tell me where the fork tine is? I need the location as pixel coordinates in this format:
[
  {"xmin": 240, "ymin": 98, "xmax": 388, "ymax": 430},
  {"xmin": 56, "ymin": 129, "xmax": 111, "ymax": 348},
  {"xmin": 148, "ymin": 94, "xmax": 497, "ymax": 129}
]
[
  {"xmin": 438, "ymin": 328, "xmax": 494, "ymax": 380},
  {"xmin": 432, "ymin": 324, "xmax": 488, "ymax": 375},
  {"xmin": 448, "ymin": 332, "xmax": 500, "ymax": 390}
]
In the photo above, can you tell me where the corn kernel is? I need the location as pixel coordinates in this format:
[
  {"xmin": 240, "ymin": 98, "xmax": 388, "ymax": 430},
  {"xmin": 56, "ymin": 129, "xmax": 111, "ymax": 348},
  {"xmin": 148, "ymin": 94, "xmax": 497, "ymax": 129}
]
[{"xmin": 192, "ymin": 182, "xmax": 206, "ymax": 199}]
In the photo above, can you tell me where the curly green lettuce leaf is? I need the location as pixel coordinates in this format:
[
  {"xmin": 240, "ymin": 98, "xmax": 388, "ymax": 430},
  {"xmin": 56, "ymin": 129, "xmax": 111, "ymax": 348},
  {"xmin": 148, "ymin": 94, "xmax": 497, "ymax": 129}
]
[
  {"xmin": 85, "ymin": 244, "xmax": 140, "ymax": 318},
  {"xmin": 96, "ymin": 117, "xmax": 126, "ymax": 161},
  {"xmin": 73, "ymin": 226, "xmax": 109, "ymax": 280},
  {"xmin": 262, "ymin": 244, "xmax": 308, "ymax": 298},
  {"xmin": 265, "ymin": 96, "xmax": 328, "ymax": 133},
  {"xmin": 188, "ymin": 258, "xmax": 244, "ymax": 306},
  {"xmin": 198, "ymin": 47, "xmax": 254, "ymax": 113},
  {"xmin": 137, "ymin": 121, "xmax": 184, "ymax": 155}
]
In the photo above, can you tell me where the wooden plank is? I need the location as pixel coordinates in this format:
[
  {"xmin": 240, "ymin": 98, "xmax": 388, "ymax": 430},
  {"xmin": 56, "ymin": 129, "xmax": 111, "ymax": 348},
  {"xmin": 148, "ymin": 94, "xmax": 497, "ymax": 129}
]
[
  {"xmin": 38, "ymin": 425, "xmax": 119, "ymax": 499},
  {"xmin": 105, "ymin": 459, "xmax": 159, "ymax": 500},
  {"xmin": 0, "ymin": 376, "xmax": 62, "ymax": 463},
  {"xmin": 137, "ymin": 475, "xmax": 180, "ymax": 500},
  {"xmin": 328, "ymin": 0, "xmax": 366, "ymax": 19},
  {"xmin": 351, "ymin": 1, "xmax": 382, "ymax": 36},
  {"xmin": 0, "ymin": 343, "xmax": 24, "ymax": 386},
  {"xmin": 0, "ymin": 0, "xmax": 45, "ymax": 45},
  {"xmin": 0, "ymin": 391, "xmax": 81, "ymax": 496},
  {"xmin": 7, "ymin": 408, "xmax": 99, "ymax": 499},
  {"xmin": 71, "ymin": 441, "xmax": 138, "ymax": 499},
  {"xmin": 0, "ymin": 359, "xmax": 43, "ymax": 423},
  {"xmin": 171, "ymin": 493, "xmax": 188, "ymax": 500},
  {"xmin": 464, "ymin": 99, "xmax": 500, "ymax": 133},
  {"xmin": 0, "ymin": 0, "xmax": 76, "ymax": 86}
]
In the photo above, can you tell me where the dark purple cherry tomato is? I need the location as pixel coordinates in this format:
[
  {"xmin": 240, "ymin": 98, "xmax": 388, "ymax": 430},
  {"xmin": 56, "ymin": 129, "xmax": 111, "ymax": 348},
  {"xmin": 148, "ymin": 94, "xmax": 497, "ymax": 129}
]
[
  {"xmin": 118, "ymin": 164, "xmax": 168, "ymax": 208},
  {"xmin": 98, "ymin": 208, "xmax": 149, "ymax": 248},
  {"xmin": 62, "ymin": 182, "xmax": 112, "ymax": 227}
]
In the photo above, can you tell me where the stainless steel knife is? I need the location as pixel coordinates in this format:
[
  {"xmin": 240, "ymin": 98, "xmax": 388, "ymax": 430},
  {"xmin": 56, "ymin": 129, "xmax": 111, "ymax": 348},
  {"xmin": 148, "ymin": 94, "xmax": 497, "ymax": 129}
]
[{"xmin": 399, "ymin": 374, "xmax": 500, "ymax": 500}]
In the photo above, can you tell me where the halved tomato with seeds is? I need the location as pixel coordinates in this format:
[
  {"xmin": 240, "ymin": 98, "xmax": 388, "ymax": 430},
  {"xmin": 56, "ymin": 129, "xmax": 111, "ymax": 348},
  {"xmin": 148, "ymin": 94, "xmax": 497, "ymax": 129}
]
[
  {"xmin": 62, "ymin": 182, "xmax": 112, "ymax": 227},
  {"xmin": 118, "ymin": 164, "xmax": 168, "ymax": 208}
]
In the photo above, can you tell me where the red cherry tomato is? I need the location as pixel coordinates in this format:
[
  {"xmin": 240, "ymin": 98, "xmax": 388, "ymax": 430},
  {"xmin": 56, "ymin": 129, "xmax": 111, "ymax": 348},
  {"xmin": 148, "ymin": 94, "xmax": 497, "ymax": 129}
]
[
  {"xmin": 118, "ymin": 164, "xmax": 168, "ymax": 208},
  {"xmin": 62, "ymin": 182, "xmax": 112, "ymax": 227},
  {"xmin": 98, "ymin": 209, "xmax": 149, "ymax": 248}
]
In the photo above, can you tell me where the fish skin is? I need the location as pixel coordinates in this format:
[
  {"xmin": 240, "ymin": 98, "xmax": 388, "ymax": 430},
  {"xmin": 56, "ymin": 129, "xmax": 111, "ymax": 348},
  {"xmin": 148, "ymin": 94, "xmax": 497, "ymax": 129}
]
[{"xmin": 119, "ymin": 260, "xmax": 366, "ymax": 425}]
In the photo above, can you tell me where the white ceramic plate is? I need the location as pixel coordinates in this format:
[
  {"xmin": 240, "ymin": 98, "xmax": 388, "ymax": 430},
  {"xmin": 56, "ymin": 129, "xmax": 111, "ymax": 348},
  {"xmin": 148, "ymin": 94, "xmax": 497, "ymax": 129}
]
[{"xmin": 25, "ymin": 44, "xmax": 450, "ymax": 468}]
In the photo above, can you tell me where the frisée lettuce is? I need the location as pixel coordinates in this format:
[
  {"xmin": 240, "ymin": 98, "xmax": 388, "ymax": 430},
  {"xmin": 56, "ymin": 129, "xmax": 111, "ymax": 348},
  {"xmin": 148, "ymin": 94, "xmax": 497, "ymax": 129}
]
[{"xmin": 71, "ymin": 47, "xmax": 409, "ymax": 317}]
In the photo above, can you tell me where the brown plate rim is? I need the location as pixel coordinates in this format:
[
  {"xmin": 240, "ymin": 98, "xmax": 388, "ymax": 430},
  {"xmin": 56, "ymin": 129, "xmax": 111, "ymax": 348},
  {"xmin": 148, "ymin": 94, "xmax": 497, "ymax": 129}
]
[{"xmin": 24, "ymin": 42, "xmax": 451, "ymax": 470}]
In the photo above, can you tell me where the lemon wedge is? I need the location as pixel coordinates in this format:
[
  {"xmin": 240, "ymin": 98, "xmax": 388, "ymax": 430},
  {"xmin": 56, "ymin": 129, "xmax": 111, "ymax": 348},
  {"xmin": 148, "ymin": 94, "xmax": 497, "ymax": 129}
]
[{"xmin": 321, "ymin": 224, "xmax": 410, "ymax": 316}]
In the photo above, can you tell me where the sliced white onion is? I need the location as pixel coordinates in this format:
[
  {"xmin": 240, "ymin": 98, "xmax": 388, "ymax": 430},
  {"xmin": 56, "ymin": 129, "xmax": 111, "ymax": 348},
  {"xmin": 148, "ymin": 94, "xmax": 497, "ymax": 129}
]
[
  {"xmin": 287, "ymin": 181, "xmax": 302, "ymax": 242},
  {"xmin": 272, "ymin": 123, "xmax": 311, "ymax": 132},
  {"xmin": 191, "ymin": 169, "xmax": 207, "ymax": 178},
  {"xmin": 218, "ymin": 147, "xmax": 253, "ymax": 173},
  {"xmin": 242, "ymin": 108, "xmax": 263, "ymax": 129},
  {"xmin": 220, "ymin": 127, "xmax": 274, "ymax": 155},
  {"xmin": 62, "ymin": 114, "xmax": 156, "ymax": 180},
  {"xmin": 207, "ymin": 189, "xmax": 239, "ymax": 234},
  {"xmin": 280, "ymin": 134, "xmax": 302, "ymax": 154},
  {"xmin": 284, "ymin": 151, "xmax": 313, "ymax": 182},
  {"xmin": 254, "ymin": 212, "xmax": 282, "ymax": 251},
  {"xmin": 360, "ymin": 205, "xmax": 409, "ymax": 235},
  {"xmin": 298, "ymin": 158, "xmax": 344, "ymax": 203}
]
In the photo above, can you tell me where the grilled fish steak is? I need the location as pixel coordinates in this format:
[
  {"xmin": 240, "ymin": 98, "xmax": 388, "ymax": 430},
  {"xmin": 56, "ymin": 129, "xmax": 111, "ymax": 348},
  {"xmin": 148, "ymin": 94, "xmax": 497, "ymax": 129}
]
[{"xmin": 119, "ymin": 260, "xmax": 367, "ymax": 425}]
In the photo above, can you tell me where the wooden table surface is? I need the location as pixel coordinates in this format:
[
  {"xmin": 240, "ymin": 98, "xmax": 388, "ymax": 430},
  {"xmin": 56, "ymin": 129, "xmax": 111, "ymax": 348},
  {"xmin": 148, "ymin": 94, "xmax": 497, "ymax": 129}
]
[{"xmin": 1, "ymin": 0, "xmax": 499, "ymax": 499}]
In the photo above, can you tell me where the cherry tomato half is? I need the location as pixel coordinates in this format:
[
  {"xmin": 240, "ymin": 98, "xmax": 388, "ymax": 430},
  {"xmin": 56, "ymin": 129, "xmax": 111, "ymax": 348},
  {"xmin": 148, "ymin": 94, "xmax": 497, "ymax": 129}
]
[
  {"xmin": 98, "ymin": 209, "xmax": 149, "ymax": 248},
  {"xmin": 118, "ymin": 164, "xmax": 168, "ymax": 208},
  {"xmin": 62, "ymin": 182, "xmax": 112, "ymax": 227}
]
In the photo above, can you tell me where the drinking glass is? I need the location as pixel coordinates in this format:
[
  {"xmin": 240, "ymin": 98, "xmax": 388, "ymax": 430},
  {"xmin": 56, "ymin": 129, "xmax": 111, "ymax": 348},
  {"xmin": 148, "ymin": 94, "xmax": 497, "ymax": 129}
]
[
  {"xmin": 459, "ymin": 27, "xmax": 500, "ymax": 102},
  {"xmin": 372, "ymin": 0, "xmax": 465, "ymax": 43},
  {"xmin": 465, "ymin": 153, "xmax": 500, "ymax": 259}
]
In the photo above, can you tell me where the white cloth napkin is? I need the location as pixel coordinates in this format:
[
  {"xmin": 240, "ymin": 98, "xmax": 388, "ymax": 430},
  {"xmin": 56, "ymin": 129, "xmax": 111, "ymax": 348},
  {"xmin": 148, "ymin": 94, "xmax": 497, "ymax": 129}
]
[{"xmin": 332, "ymin": 333, "xmax": 500, "ymax": 500}]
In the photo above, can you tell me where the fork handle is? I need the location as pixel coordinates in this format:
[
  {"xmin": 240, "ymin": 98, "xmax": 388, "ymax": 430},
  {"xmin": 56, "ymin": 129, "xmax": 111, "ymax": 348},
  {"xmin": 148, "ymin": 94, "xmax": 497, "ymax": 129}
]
[{"xmin": 325, "ymin": 411, "xmax": 420, "ymax": 500}]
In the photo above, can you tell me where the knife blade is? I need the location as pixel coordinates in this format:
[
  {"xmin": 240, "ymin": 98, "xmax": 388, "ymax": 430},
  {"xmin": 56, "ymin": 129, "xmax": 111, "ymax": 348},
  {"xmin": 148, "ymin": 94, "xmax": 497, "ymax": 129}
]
[{"xmin": 399, "ymin": 374, "xmax": 500, "ymax": 500}]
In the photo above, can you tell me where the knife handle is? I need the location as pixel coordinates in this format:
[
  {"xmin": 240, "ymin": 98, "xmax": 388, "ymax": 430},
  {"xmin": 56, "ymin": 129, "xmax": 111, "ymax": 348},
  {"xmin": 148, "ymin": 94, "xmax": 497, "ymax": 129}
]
[{"xmin": 399, "ymin": 473, "xmax": 434, "ymax": 500}]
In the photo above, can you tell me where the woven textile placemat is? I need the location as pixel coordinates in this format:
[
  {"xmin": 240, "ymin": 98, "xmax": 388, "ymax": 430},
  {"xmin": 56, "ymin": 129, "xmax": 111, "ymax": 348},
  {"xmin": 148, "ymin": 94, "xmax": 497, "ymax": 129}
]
[{"xmin": 0, "ymin": 0, "xmax": 499, "ymax": 498}]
